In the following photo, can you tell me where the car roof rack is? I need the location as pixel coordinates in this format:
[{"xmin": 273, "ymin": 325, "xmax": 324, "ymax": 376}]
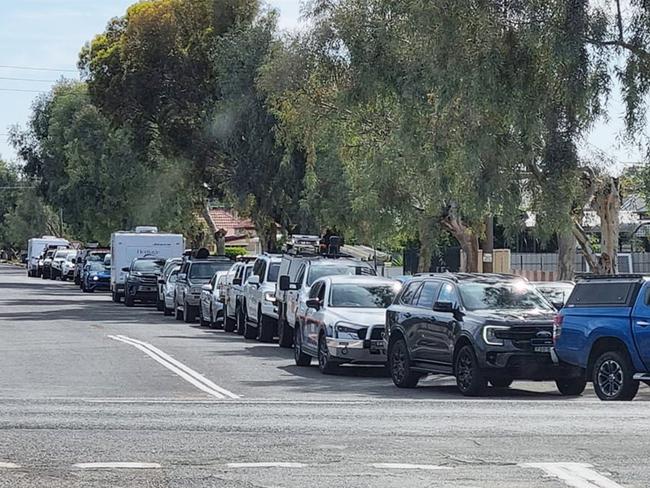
[
  {"xmin": 235, "ymin": 255, "xmax": 257, "ymax": 263},
  {"xmin": 575, "ymin": 273, "xmax": 649, "ymax": 280}
]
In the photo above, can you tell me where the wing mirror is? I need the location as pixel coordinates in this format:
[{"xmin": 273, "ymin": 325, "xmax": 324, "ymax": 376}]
[
  {"xmin": 121, "ymin": 267, "xmax": 130, "ymax": 272},
  {"xmin": 279, "ymin": 275, "xmax": 290, "ymax": 291},
  {"xmin": 433, "ymin": 301, "xmax": 457, "ymax": 313},
  {"xmin": 248, "ymin": 275, "xmax": 260, "ymax": 287},
  {"xmin": 306, "ymin": 298, "xmax": 321, "ymax": 310},
  {"xmin": 178, "ymin": 273, "xmax": 187, "ymax": 282},
  {"xmin": 201, "ymin": 284, "xmax": 212, "ymax": 292},
  {"xmin": 233, "ymin": 278, "xmax": 242, "ymax": 286}
]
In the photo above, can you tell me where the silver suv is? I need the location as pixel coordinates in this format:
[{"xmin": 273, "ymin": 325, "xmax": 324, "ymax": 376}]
[{"xmin": 242, "ymin": 254, "xmax": 282, "ymax": 342}]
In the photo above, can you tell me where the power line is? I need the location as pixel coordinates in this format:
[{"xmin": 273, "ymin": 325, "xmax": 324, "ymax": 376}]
[
  {"xmin": 0, "ymin": 88, "xmax": 45, "ymax": 93},
  {"xmin": 0, "ymin": 76, "xmax": 57, "ymax": 83},
  {"xmin": 0, "ymin": 64, "xmax": 77, "ymax": 73}
]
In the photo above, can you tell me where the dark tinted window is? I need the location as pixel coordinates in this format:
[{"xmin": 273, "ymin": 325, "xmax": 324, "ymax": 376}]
[
  {"xmin": 132, "ymin": 260, "xmax": 163, "ymax": 272},
  {"xmin": 400, "ymin": 281, "xmax": 421, "ymax": 305},
  {"xmin": 567, "ymin": 281, "xmax": 638, "ymax": 307},
  {"xmin": 458, "ymin": 281, "xmax": 553, "ymax": 311},
  {"xmin": 267, "ymin": 263, "xmax": 280, "ymax": 282},
  {"xmin": 190, "ymin": 262, "xmax": 232, "ymax": 280},
  {"xmin": 416, "ymin": 281, "xmax": 441, "ymax": 309}
]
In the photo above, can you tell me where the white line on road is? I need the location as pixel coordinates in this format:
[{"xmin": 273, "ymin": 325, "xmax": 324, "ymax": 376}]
[
  {"xmin": 108, "ymin": 335, "xmax": 239, "ymax": 400},
  {"xmin": 226, "ymin": 462, "xmax": 307, "ymax": 469},
  {"xmin": 73, "ymin": 462, "xmax": 162, "ymax": 470},
  {"xmin": 0, "ymin": 462, "xmax": 20, "ymax": 469},
  {"xmin": 522, "ymin": 463, "xmax": 625, "ymax": 488},
  {"xmin": 372, "ymin": 463, "xmax": 452, "ymax": 471}
]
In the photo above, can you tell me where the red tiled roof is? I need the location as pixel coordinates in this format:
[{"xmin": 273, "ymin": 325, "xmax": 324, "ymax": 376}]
[{"xmin": 207, "ymin": 208, "xmax": 255, "ymax": 237}]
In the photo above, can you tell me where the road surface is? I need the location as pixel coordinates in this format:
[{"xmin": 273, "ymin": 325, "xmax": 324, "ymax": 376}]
[{"xmin": 0, "ymin": 264, "xmax": 648, "ymax": 487}]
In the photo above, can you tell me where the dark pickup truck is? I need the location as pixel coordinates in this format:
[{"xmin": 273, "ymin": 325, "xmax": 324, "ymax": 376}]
[
  {"xmin": 386, "ymin": 273, "xmax": 584, "ymax": 396},
  {"xmin": 554, "ymin": 275, "xmax": 650, "ymax": 401}
]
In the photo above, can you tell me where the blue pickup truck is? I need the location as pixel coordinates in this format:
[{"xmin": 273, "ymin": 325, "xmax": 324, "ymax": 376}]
[{"xmin": 554, "ymin": 275, "xmax": 650, "ymax": 401}]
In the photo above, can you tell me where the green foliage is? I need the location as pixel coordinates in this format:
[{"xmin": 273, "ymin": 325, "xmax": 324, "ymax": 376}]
[{"xmin": 224, "ymin": 246, "xmax": 248, "ymax": 259}]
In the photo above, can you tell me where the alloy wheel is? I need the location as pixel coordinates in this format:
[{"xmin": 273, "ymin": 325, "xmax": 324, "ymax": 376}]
[{"xmin": 597, "ymin": 359, "xmax": 623, "ymax": 398}]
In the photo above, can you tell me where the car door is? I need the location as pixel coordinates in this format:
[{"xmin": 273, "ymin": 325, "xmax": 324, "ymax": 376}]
[
  {"xmin": 632, "ymin": 284, "xmax": 650, "ymax": 370},
  {"xmin": 287, "ymin": 264, "xmax": 306, "ymax": 327},
  {"xmin": 303, "ymin": 281, "xmax": 324, "ymax": 352},
  {"xmin": 431, "ymin": 281, "xmax": 461, "ymax": 366},
  {"xmin": 412, "ymin": 280, "xmax": 442, "ymax": 363},
  {"xmin": 394, "ymin": 280, "xmax": 424, "ymax": 360}
]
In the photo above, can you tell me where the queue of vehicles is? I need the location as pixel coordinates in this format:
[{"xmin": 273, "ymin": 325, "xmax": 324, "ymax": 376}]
[{"xmin": 25, "ymin": 231, "xmax": 649, "ymax": 400}]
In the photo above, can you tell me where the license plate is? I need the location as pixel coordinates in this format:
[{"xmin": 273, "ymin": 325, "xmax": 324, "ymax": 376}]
[
  {"xmin": 534, "ymin": 346, "xmax": 552, "ymax": 353},
  {"xmin": 140, "ymin": 286, "xmax": 155, "ymax": 292}
]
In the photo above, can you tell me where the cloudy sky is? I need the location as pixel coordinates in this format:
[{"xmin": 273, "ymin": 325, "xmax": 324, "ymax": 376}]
[{"xmin": 0, "ymin": 1, "xmax": 645, "ymax": 170}]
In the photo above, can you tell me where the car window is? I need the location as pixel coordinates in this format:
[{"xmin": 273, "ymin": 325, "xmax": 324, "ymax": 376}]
[
  {"xmin": 416, "ymin": 281, "xmax": 441, "ymax": 309},
  {"xmin": 437, "ymin": 282, "xmax": 460, "ymax": 307},
  {"xmin": 330, "ymin": 283, "xmax": 397, "ymax": 308},
  {"xmin": 309, "ymin": 282, "xmax": 322, "ymax": 299},
  {"xmin": 243, "ymin": 266, "xmax": 253, "ymax": 282},
  {"xmin": 400, "ymin": 281, "xmax": 421, "ymax": 305},
  {"xmin": 295, "ymin": 264, "xmax": 306, "ymax": 286},
  {"xmin": 132, "ymin": 260, "xmax": 163, "ymax": 272},
  {"xmin": 258, "ymin": 261, "xmax": 268, "ymax": 281},
  {"xmin": 458, "ymin": 281, "xmax": 553, "ymax": 311},
  {"xmin": 267, "ymin": 263, "xmax": 280, "ymax": 283},
  {"xmin": 306, "ymin": 264, "xmax": 374, "ymax": 286},
  {"xmin": 189, "ymin": 262, "xmax": 232, "ymax": 280}
]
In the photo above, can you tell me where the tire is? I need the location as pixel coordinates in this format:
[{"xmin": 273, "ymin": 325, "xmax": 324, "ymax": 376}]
[
  {"xmin": 175, "ymin": 305, "xmax": 183, "ymax": 321},
  {"xmin": 184, "ymin": 302, "xmax": 195, "ymax": 323},
  {"xmin": 224, "ymin": 307, "xmax": 236, "ymax": 333},
  {"xmin": 489, "ymin": 377, "xmax": 514, "ymax": 388},
  {"xmin": 454, "ymin": 345, "xmax": 487, "ymax": 397},
  {"xmin": 236, "ymin": 306, "xmax": 246, "ymax": 335},
  {"xmin": 388, "ymin": 337, "xmax": 420, "ymax": 388},
  {"xmin": 156, "ymin": 297, "xmax": 164, "ymax": 312},
  {"xmin": 257, "ymin": 313, "xmax": 276, "ymax": 343},
  {"xmin": 318, "ymin": 333, "xmax": 339, "ymax": 374},
  {"xmin": 199, "ymin": 306, "xmax": 208, "ymax": 327},
  {"xmin": 61, "ymin": 275, "xmax": 67, "ymax": 282},
  {"xmin": 163, "ymin": 304, "xmax": 173, "ymax": 316},
  {"xmin": 125, "ymin": 294, "xmax": 134, "ymax": 307},
  {"xmin": 112, "ymin": 290, "xmax": 121, "ymax": 303},
  {"xmin": 556, "ymin": 377, "xmax": 587, "ymax": 396},
  {"xmin": 277, "ymin": 314, "xmax": 293, "ymax": 348},
  {"xmin": 244, "ymin": 311, "xmax": 257, "ymax": 339},
  {"xmin": 592, "ymin": 350, "xmax": 639, "ymax": 401},
  {"xmin": 294, "ymin": 326, "xmax": 312, "ymax": 366}
]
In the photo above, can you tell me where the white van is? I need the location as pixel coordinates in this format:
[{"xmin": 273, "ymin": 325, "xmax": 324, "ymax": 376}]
[
  {"xmin": 27, "ymin": 236, "xmax": 69, "ymax": 277},
  {"xmin": 110, "ymin": 227, "xmax": 184, "ymax": 303}
]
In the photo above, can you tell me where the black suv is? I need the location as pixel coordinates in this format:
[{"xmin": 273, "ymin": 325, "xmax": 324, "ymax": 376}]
[
  {"xmin": 386, "ymin": 273, "xmax": 583, "ymax": 396},
  {"xmin": 123, "ymin": 257, "xmax": 166, "ymax": 307}
]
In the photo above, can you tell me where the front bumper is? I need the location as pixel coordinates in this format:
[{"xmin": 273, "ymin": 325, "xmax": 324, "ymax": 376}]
[
  {"xmin": 261, "ymin": 301, "xmax": 279, "ymax": 320},
  {"xmin": 326, "ymin": 337, "xmax": 386, "ymax": 364},
  {"xmin": 186, "ymin": 294, "xmax": 201, "ymax": 306},
  {"xmin": 127, "ymin": 282, "xmax": 159, "ymax": 301},
  {"xmin": 87, "ymin": 280, "xmax": 110, "ymax": 291},
  {"xmin": 480, "ymin": 350, "xmax": 582, "ymax": 380}
]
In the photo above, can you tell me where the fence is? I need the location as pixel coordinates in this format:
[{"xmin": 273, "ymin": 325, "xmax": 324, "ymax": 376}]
[{"xmin": 511, "ymin": 252, "xmax": 650, "ymax": 274}]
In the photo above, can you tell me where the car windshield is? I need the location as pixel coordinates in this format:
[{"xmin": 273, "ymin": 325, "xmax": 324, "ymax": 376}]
[
  {"xmin": 66, "ymin": 253, "xmax": 77, "ymax": 261},
  {"xmin": 87, "ymin": 254, "xmax": 106, "ymax": 262},
  {"xmin": 132, "ymin": 260, "xmax": 162, "ymax": 272},
  {"xmin": 458, "ymin": 281, "xmax": 554, "ymax": 311},
  {"xmin": 190, "ymin": 262, "xmax": 232, "ymax": 280},
  {"xmin": 329, "ymin": 283, "xmax": 397, "ymax": 308},
  {"xmin": 88, "ymin": 261, "xmax": 106, "ymax": 272},
  {"xmin": 307, "ymin": 264, "xmax": 374, "ymax": 286},
  {"xmin": 267, "ymin": 263, "xmax": 280, "ymax": 282},
  {"xmin": 54, "ymin": 250, "xmax": 72, "ymax": 258}
]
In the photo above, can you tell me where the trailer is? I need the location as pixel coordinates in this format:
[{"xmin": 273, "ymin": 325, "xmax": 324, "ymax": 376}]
[
  {"xmin": 110, "ymin": 227, "xmax": 184, "ymax": 303},
  {"xmin": 26, "ymin": 236, "xmax": 69, "ymax": 277}
]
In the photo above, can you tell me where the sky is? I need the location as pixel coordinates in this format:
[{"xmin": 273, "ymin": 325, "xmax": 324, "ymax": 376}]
[{"xmin": 0, "ymin": 0, "xmax": 646, "ymax": 171}]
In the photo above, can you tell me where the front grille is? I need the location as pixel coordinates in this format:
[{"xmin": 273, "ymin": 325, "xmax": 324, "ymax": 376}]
[
  {"xmin": 139, "ymin": 276, "xmax": 157, "ymax": 285},
  {"xmin": 356, "ymin": 326, "xmax": 384, "ymax": 340},
  {"xmin": 495, "ymin": 326, "xmax": 553, "ymax": 351}
]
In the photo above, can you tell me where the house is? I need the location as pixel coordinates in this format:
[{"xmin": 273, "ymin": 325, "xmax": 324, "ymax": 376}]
[{"xmin": 205, "ymin": 206, "xmax": 260, "ymax": 254}]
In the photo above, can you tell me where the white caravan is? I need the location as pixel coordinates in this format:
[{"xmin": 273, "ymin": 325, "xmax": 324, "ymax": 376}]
[
  {"xmin": 110, "ymin": 227, "xmax": 184, "ymax": 303},
  {"xmin": 26, "ymin": 236, "xmax": 69, "ymax": 277}
]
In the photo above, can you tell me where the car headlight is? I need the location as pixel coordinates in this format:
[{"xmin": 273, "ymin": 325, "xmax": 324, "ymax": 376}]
[
  {"xmin": 482, "ymin": 326, "xmax": 510, "ymax": 346},
  {"xmin": 264, "ymin": 291, "xmax": 276, "ymax": 303},
  {"xmin": 335, "ymin": 322, "xmax": 363, "ymax": 340},
  {"xmin": 92, "ymin": 276, "xmax": 99, "ymax": 281}
]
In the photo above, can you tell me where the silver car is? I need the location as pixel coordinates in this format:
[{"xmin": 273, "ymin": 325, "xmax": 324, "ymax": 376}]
[
  {"xmin": 199, "ymin": 271, "xmax": 228, "ymax": 328},
  {"xmin": 293, "ymin": 275, "xmax": 401, "ymax": 374},
  {"xmin": 162, "ymin": 269, "xmax": 180, "ymax": 316}
]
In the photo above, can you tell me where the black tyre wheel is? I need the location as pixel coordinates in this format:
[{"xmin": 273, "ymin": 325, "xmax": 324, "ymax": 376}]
[
  {"xmin": 224, "ymin": 308, "xmax": 236, "ymax": 333},
  {"xmin": 489, "ymin": 377, "xmax": 514, "ymax": 388},
  {"xmin": 257, "ymin": 313, "xmax": 275, "ymax": 343},
  {"xmin": 454, "ymin": 345, "xmax": 487, "ymax": 397},
  {"xmin": 244, "ymin": 312, "xmax": 257, "ymax": 339},
  {"xmin": 184, "ymin": 302, "xmax": 195, "ymax": 323},
  {"xmin": 592, "ymin": 350, "xmax": 639, "ymax": 401},
  {"xmin": 294, "ymin": 326, "xmax": 312, "ymax": 366},
  {"xmin": 278, "ymin": 317, "xmax": 293, "ymax": 348},
  {"xmin": 318, "ymin": 333, "xmax": 339, "ymax": 374},
  {"xmin": 125, "ymin": 294, "xmax": 134, "ymax": 307},
  {"xmin": 156, "ymin": 298, "xmax": 164, "ymax": 312},
  {"xmin": 199, "ymin": 307, "xmax": 208, "ymax": 327},
  {"xmin": 175, "ymin": 305, "xmax": 183, "ymax": 321},
  {"xmin": 556, "ymin": 377, "xmax": 587, "ymax": 396},
  {"xmin": 163, "ymin": 305, "xmax": 172, "ymax": 316},
  {"xmin": 236, "ymin": 307, "xmax": 246, "ymax": 335},
  {"xmin": 389, "ymin": 338, "xmax": 420, "ymax": 388}
]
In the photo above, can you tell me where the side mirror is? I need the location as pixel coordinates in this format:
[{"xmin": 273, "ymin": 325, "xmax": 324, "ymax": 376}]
[
  {"xmin": 306, "ymin": 298, "xmax": 321, "ymax": 310},
  {"xmin": 279, "ymin": 275, "xmax": 290, "ymax": 291},
  {"xmin": 201, "ymin": 284, "xmax": 212, "ymax": 292},
  {"xmin": 233, "ymin": 278, "xmax": 242, "ymax": 286},
  {"xmin": 121, "ymin": 267, "xmax": 130, "ymax": 272},
  {"xmin": 158, "ymin": 278, "xmax": 165, "ymax": 284},
  {"xmin": 248, "ymin": 275, "xmax": 260, "ymax": 286},
  {"xmin": 433, "ymin": 301, "xmax": 456, "ymax": 313},
  {"xmin": 178, "ymin": 273, "xmax": 187, "ymax": 282}
]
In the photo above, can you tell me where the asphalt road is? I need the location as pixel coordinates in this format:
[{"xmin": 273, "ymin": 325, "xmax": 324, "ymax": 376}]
[{"xmin": 1, "ymin": 264, "xmax": 649, "ymax": 488}]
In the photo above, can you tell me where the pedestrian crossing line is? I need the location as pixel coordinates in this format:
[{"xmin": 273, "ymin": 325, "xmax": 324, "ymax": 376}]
[
  {"xmin": 73, "ymin": 462, "xmax": 161, "ymax": 470},
  {"xmin": 521, "ymin": 462, "xmax": 625, "ymax": 488},
  {"xmin": 226, "ymin": 462, "xmax": 307, "ymax": 469},
  {"xmin": 0, "ymin": 462, "xmax": 20, "ymax": 469}
]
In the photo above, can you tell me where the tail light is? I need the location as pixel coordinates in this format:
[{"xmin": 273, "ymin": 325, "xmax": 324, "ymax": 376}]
[{"xmin": 553, "ymin": 314, "xmax": 563, "ymax": 344}]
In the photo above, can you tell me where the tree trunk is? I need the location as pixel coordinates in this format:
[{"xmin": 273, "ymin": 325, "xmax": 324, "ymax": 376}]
[
  {"xmin": 441, "ymin": 205, "xmax": 480, "ymax": 272},
  {"xmin": 556, "ymin": 231, "xmax": 576, "ymax": 280},
  {"xmin": 593, "ymin": 177, "xmax": 620, "ymax": 274},
  {"xmin": 417, "ymin": 217, "xmax": 435, "ymax": 273},
  {"xmin": 215, "ymin": 230, "xmax": 226, "ymax": 256}
]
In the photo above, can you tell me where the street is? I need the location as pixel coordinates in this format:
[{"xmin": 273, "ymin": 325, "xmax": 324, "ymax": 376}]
[{"xmin": 0, "ymin": 263, "xmax": 648, "ymax": 488}]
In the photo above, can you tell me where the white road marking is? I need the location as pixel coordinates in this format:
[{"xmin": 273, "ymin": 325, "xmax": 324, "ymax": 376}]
[
  {"xmin": 0, "ymin": 462, "xmax": 20, "ymax": 469},
  {"xmin": 108, "ymin": 335, "xmax": 239, "ymax": 400},
  {"xmin": 372, "ymin": 463, "xmax": 452, "ymax": 471},
  {"xmin": 226, "ymin": 462, "xmax": 307, "ymax": 469},
  {"xmin": 522, "ymin": 463, "xmax": 625, "ymax": 488},
  {"xmin": 73, "ymin": 462, "xmax": 161, "ymax": 470}
]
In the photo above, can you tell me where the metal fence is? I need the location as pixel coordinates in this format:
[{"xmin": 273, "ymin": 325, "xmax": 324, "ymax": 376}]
[{"xmin": 511, "ymin": 252, "xmax": 650, "ymax": 274}]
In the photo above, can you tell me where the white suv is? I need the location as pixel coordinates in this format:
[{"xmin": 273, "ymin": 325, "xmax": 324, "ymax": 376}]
[{"xmin": 242, "ymin": 254, "xmax": 282, "ymax": 342}]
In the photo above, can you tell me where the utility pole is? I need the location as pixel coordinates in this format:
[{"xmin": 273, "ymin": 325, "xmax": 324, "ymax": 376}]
[
  {"xmin": 483, "ymin": 214, "xmax": 494, "ymax": 273},
  {"xmin": 59, "ymin": 208, "xmax": 64, "ymax": 238}
]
